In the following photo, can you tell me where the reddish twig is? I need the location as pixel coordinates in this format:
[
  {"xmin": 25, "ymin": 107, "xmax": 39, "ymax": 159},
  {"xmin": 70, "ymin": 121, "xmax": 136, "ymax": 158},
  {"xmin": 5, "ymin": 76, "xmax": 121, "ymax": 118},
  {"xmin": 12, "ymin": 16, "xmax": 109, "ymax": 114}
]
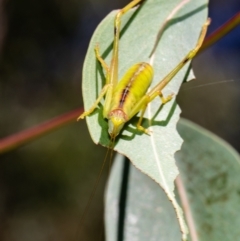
[
  {"xmin": 0, "ymin": 108, "xmax": 83, "ymax": 154},
  {"xmin": 200, "ymin": 12, "xmax": 240, "ymax": 52}
]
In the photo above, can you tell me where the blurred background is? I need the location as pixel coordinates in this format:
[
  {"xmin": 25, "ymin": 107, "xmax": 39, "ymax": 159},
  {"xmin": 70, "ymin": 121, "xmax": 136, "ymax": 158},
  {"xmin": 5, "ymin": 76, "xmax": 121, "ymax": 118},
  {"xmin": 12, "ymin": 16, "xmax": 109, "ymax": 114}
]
[{"xmin": 0, "ymin": 0, "xmax": 239, "ymax": 240}]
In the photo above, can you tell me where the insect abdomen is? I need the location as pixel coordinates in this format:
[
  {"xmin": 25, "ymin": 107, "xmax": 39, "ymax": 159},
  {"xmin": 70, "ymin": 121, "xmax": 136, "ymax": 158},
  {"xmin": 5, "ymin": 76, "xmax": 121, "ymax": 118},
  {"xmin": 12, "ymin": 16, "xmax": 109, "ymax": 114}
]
[{"xmin": 109, "ymin": 62, "xmax": 153, "ymax": 120}]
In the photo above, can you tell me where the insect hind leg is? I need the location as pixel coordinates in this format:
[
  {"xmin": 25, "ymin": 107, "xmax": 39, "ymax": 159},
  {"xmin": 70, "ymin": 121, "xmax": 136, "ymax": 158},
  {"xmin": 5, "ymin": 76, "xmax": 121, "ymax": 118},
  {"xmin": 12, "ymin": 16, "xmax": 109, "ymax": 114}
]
[{"xmin": 135, "ymin": 91, "xmax": 174, "ymax": 134}]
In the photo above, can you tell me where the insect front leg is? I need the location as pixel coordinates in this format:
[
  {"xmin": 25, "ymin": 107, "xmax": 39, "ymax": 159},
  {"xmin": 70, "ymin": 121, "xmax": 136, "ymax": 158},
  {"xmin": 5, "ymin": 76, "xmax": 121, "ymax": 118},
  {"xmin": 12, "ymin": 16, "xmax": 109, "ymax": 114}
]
[
  {"xmin": 77, "ymin": 84, "xmax": 111, "ymax": 120},
  {"xmin": 136, "ymin": 103, "xmax": 149, "ymax": 134},
  {"xmin": 131, "ymin": 91, "xmax": 174, "ymax": 135},
  {"xmin": 126, "ymin": 94, "xmax": 153, "ymax": 135}
]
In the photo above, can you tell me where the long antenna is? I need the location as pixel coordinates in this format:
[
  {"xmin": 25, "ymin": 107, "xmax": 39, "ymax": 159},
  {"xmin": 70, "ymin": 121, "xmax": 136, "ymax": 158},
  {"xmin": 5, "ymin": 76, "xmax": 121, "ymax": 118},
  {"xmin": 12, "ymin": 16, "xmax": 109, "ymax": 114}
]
[{"xmin": 74, "ymin": 143, "xmax": 112, "ymax": 240}]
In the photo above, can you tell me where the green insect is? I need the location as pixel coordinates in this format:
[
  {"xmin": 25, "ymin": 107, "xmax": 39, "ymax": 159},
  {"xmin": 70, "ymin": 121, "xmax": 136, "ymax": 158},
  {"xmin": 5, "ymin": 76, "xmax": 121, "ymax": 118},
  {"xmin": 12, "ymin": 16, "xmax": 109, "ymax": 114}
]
[{"xmin": 78, "ymin": 0, "xmax": 210, "ymax": 141}]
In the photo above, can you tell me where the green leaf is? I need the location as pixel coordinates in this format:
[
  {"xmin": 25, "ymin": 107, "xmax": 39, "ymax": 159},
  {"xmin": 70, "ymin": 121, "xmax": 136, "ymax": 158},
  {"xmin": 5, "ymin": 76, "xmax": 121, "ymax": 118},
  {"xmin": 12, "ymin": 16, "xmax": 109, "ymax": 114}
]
[
  {"xmin": 81, "ymin": 0, "xmax": 208, "ymax": 239},
  {"xmin": 176, "ymin": 119, "xmax": 240, "ymax": 241},
  {"xmin": 105, "ymin": 154, "xmax": 182, "ymax": 241},
  {"xmin": 105, "ymin": 119, "xmax": 240, "ymax": 241}
]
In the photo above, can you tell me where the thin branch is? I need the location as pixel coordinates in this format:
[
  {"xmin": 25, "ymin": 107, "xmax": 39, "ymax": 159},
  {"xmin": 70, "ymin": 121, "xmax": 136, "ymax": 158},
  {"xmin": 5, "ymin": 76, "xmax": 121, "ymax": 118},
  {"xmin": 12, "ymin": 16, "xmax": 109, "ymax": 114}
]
[
  {"xmin": 200, "ymin": 12, "xmax": 240, "ymax": 52},
  {"xmin": 0, "ymin": 108, "xmax": 83, "ymax": 154}
]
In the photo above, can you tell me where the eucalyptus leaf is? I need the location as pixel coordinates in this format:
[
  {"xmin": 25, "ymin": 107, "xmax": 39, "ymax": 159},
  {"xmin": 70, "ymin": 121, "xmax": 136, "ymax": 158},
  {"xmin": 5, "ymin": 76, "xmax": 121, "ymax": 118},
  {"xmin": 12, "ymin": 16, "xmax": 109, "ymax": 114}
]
[
  {"xmin": 105, "ymin": 154, "xmax": 182, "ymax": 241},
  {"xmin": 105, "ymin": 119, "xmax": 240, "ymax": 241},
  {"xmin": 176, "ymin": 119, "xmax": 240, "ymax": 241},
  {"xmin": 81, "ymin": 0, "xmax": 208, "ymax": 238}
]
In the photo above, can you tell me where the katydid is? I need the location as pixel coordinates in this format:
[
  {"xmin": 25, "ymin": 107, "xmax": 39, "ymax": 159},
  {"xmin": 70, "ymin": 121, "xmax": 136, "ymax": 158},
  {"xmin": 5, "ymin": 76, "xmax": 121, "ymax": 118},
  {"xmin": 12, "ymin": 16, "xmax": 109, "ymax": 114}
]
[
  {"xmin": 76, "ymin": 1, "xmax": 210, "ymax": 239},
  {"xmin": 78, "ymin": 0, "xmax": 210, "ymax": 140}
]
